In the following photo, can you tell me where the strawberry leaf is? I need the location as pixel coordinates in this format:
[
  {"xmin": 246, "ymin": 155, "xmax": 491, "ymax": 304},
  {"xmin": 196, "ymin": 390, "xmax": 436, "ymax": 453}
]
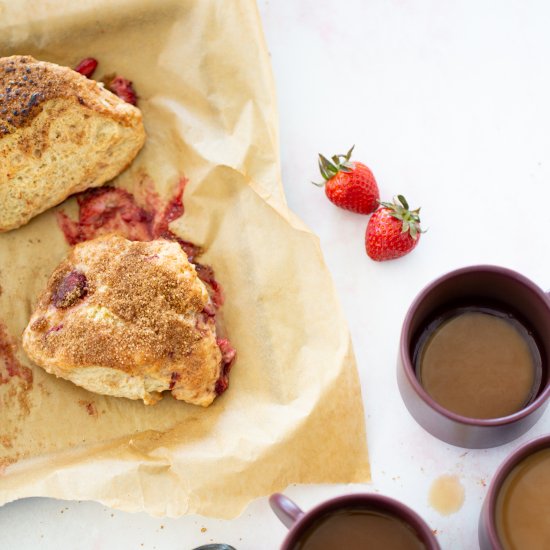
[
  {"xmin": 316, "ymin": 146, "xmax": 357, "ymax": 182},
  {"xmin": 382, "ymin": 195, "xmax": 423, "ymax": 239},
  {"xmin": 344, "ymin": 145, "xmax": 355, "ymax": 161}
]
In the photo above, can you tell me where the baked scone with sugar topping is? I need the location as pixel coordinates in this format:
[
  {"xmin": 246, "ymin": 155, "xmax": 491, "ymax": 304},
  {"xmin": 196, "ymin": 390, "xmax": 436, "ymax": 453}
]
[
  {"xmin": 22, "ymin": 235, "xmax": 235, "ymax": 406},
  {"xmin": 0, "ymin": 55, "xmax": 145, "ymax": 232}
]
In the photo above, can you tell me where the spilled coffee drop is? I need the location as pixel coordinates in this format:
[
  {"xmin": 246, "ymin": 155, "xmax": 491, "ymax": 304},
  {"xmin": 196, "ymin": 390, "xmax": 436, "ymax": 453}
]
[{"xmin": 428, "ymin": 475, "xmax": 464, "ymax": 516}]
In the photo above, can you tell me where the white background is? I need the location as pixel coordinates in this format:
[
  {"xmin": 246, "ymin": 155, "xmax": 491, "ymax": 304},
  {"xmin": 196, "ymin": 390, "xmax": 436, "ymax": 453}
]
[{"xmin": 3, "ymin": 1, "xmax": 550, "ymax": 548}]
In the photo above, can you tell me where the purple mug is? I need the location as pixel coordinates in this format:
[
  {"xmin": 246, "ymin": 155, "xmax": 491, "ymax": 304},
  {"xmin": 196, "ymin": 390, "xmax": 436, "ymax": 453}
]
[
  {"xmin": 479, "ymin": 434, "xmax": 550, "ymax": 549},
  {"xmin": 397, "ymin": 265, "xmax": 550, "ymax": 448},
  {"xmin": 269, "ymin": 492, "xmax": 440, "ymax": 549}
]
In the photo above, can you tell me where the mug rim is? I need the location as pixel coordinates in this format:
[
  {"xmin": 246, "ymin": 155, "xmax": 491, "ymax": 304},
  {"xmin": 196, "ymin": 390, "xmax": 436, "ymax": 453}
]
[
  {"xmin": 281, "ymin": 493, "xmax": 440, "ymax": 549},
  {"xmin": 481, "ymin": 434, "xmax": 550, "ymax": 546},
  {"xmin": 400, "ymin": 264, "xmax": 550, "ymax": 427}
]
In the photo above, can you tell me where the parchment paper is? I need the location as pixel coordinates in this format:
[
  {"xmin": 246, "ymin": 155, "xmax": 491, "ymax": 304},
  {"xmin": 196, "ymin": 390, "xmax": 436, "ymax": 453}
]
[{"xmin": 0, "ymin": 0, "xmax": 370, "ymax": 517}]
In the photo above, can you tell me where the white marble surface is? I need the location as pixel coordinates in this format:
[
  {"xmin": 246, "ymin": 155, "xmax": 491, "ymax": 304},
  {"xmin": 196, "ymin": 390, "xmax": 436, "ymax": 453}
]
[{"xmin": 4, "ymin": 1, "xmax": 550, "ymax": 548}]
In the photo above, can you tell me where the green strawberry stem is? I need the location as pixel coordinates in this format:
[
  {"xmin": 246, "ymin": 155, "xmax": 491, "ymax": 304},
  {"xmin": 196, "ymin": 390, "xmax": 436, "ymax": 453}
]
[
  {"xmin": 378, "ymin": 195, "xmax": 423, "ymax": 240},
  {"xmin": 312, "ymin": 145, "xmax": 356, "ymax": 186}
]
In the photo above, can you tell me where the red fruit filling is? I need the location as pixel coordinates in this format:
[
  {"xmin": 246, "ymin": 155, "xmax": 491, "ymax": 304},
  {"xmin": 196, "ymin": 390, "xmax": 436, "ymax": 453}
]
[
  {"xmin": 52, "ymin": 271, "xmax": 88, "ymax": 308},
  {"xmin": 215, "ymin": 338, "xmax": 237, "ymax": 395},
  {"xmin": 106, "ymin": 75, "xmax": 138, "ymax": 105},
  {"xmin": 74, "ymin": 58, "xmax": 98, "ymax": 78},
  {"xmin": 0, "ymin": 322, "xmax": 32, "ymax": 386},
  {"xmin": 169, "ymin": 371, "xmax": 181, "ymax": 390},
  {"xmin": 57, "ymin": 187, "xmax": 154, "ymax": 245},
  {"xmin": 45, "ymin": 324, "xmax": 64, "ymax": 335},
  {"xmin": 194, "ymin": 264, "xmax": 224, "ymax": 308},
  {"xmin": 72, "ymin": 57, "xmax": 138, "ymax": 103},
  {"xmin": 57, "ymin": 180, "xmax": 186, "ymax": 244}
]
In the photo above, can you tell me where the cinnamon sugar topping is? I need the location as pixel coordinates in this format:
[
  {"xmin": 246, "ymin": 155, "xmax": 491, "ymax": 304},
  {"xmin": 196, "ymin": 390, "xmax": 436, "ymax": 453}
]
[{"xmin": 39, "ymin": 237, "xmax": 208, "ymax": 372}]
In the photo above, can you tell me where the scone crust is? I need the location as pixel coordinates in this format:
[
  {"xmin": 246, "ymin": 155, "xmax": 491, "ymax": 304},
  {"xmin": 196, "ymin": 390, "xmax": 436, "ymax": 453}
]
[
  {"xmin": 0, "ymin": 55, "xmax": 146, "ymax": 232},
  {"xmin": 22, "ymin": 235, "xmax": 223, "ymax": 406},
  {"xmin": 0, "ymin": 55, "xmax": 138, "ymax": 135}
]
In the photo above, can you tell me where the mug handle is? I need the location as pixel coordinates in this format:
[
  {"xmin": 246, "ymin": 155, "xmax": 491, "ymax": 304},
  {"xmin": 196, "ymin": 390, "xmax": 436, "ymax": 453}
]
[{"xmin": 269, "ymin": 493, "xmax": 305, "ymax": 529}]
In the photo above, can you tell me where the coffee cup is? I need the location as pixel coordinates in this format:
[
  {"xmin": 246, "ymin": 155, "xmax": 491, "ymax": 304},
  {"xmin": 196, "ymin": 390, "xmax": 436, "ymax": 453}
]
[
  {"xmin": 269, "ymin": 492, "xmax": 440, "ymax": 549},
  {"xmin": 397, "ymin": 265, "xmax": 550, "ymax": 448},
  {"xmin": 478, "ymin": 434, "xmax": 550, "ymax": 549}
]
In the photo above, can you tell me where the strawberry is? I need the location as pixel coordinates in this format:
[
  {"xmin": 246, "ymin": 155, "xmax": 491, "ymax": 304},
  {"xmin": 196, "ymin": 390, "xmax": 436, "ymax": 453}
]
[
  {"xmin": 365, "ymin": 195, "xmax": 423, "ymax": 261},
  {"xmin": 314, "ymin": 146, "xmax": 379, "ymax": 214}
]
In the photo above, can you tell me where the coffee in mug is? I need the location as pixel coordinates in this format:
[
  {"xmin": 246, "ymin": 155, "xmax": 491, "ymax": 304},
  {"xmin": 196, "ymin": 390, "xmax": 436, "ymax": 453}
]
[
  {"xmin": 270, "ymin": 493, "xmax": 440, "ymax": 550},
  {"xmin": 414, "ymin": 305, "xmax": 542, "ymax": 419},
  {"xmin": 495, "ymin": 447, "xmax": 550, "ymax": 549},
  {"xmin": 291, "ymin": 507, "xmax": 426, "ymax": 550},
  {"xmin": 398, "ymin": 266, "xmax": 550, "ymax": 448},
  {"xmin": 478, "ymin": 435, "xmax": 550, "ymax": 549}
]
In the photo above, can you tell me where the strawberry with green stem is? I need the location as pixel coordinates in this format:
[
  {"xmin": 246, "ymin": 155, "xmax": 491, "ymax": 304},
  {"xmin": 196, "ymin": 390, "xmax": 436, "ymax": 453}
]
[
  {"xmin": 366, "ymin": 195, "xmax": 423, "ymax": 261},
  {"xmin": 313, "ymin": 146, "xmax": 380, "ymax": 214}
]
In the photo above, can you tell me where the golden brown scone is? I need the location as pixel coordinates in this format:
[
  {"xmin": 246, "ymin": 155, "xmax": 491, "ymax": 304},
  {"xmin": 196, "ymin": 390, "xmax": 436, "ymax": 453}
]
[
  {"xmin": 22, "ymin": 235, "xmax": 229, "ymax": 406},
  {"xmin": 0, "ymin": 55, "xmax": 146, "ymax": 232}
]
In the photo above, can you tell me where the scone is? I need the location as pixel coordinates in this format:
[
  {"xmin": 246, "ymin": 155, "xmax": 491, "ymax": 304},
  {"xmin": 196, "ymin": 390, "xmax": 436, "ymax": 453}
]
[
  {"xmin": 0, "ymin": 55, "xmax": 146, "ymax": 232},
  {"xmin": 22, "ymin": 235, "xmax": 235, "ymax": 406}
]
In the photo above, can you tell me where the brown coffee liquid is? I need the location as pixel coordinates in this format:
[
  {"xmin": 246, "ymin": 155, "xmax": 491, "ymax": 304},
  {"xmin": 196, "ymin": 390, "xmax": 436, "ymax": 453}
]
[
  {"xmin": 415, "ymin": 307, "xmax": 541, "ymax": 419},
  {"xmin": 293, "ymin": 508, "xmax": 426, "ymax": 550},
  {"xmin": 496, "ymin": 448, "xmax": 550, "ymax": 550}
]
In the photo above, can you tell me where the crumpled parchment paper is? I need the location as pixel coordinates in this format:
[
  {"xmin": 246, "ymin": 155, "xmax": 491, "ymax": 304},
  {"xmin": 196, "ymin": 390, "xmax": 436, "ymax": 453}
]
[{"xmin": 0, "ymin": 0, "xmax": 370, "ymax": 518}]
